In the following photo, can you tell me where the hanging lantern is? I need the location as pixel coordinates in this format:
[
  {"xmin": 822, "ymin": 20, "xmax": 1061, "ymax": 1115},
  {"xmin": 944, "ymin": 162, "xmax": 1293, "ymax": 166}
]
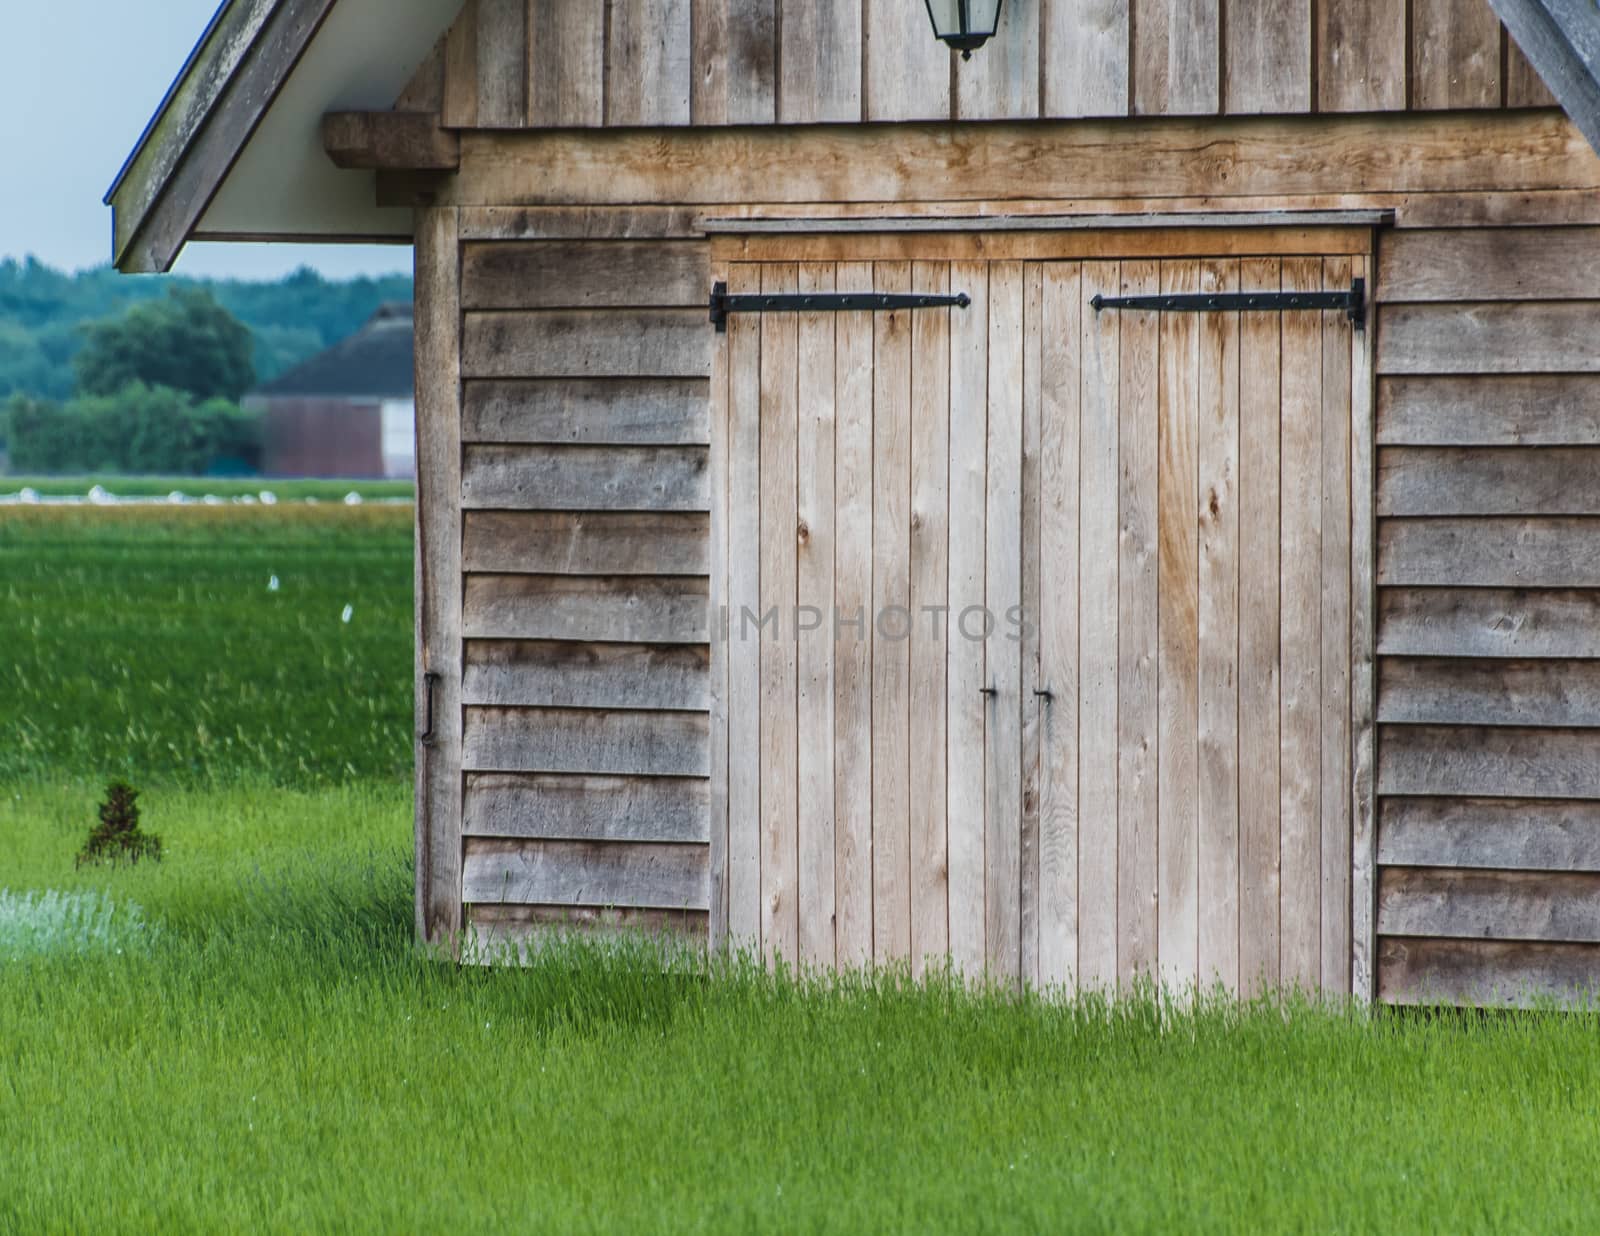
[{"xmin": 924, "ymin": 0, "xmax": 1006, "ymax": 59}]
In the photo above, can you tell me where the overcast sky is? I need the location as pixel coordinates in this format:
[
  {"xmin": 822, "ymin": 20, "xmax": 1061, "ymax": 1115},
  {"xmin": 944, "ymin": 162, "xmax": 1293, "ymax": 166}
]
[{"xmin": 0, "ymin": 0, "xmax": 411, "ymax": 281}]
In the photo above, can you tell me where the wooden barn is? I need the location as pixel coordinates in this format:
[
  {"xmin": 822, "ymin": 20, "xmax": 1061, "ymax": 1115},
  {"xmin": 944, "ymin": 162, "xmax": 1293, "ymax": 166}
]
[{"xmin": 109, "ymin": 0, "xmax": 1600, "ymax": 1007}]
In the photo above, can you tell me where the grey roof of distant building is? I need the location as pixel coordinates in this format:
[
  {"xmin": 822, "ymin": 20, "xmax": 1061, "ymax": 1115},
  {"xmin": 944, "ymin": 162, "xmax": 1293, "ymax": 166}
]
[{"xmin": 252, "ymin": 302, "xmax": 414, "ymax": 400}]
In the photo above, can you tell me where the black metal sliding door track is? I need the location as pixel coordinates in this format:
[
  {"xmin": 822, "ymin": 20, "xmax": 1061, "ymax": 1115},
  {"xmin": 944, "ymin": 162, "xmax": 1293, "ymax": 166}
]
[
  {"xmin": 709, "ymin": 281, "xmax": 971, "ymax": 332},
  {"xmin": 1092, "ymin": 278, "xmax": 1366, "ymax": 329}
]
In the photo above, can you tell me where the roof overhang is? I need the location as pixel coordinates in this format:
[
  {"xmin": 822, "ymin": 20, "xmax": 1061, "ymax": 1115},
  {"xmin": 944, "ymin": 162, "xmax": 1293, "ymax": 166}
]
[
  {"xmin": 1489, "ymin": 0, "xmax": 1600, "ymax": 155},
  {"xmin": 105, "ymin": 0, "xmax": 458, "ymax": 273}
]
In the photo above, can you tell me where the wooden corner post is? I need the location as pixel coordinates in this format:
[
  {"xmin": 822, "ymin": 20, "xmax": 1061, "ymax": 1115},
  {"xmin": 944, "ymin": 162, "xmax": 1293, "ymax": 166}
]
[{"xmin": 415, "ymin": 206, "xmax": 464, "ymax": 950}]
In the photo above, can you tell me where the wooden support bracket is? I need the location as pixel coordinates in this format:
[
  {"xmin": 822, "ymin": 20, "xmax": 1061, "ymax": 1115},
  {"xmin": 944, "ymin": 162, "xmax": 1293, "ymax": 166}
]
[{"xmin": 323, "ymin": 111, "xmax": 460, "ymax": 172}]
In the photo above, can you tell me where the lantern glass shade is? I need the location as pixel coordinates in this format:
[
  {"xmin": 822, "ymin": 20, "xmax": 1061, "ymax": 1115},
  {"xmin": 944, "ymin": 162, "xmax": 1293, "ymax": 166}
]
[{"xmin": 924, "ymin": 0, "xmax": 1005, "ymax": 56}]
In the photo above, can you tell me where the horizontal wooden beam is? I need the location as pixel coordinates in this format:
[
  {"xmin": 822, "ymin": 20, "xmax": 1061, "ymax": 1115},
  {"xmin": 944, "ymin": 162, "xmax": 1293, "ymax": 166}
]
[{"xmin": 322, "ymin": 110, "xmax": 460, "ymax": 171}]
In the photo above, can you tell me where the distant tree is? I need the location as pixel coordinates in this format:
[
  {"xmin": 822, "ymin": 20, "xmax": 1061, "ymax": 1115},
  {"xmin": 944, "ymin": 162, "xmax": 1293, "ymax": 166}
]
[{"xmin": 73, "ymin": 287, "xmax": 256, "ymax": 401}]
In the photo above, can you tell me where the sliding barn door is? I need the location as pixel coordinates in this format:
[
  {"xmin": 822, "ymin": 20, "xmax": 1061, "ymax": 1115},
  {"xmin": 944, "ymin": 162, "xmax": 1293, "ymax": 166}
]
[{"xmin": 718, "ymin": 244, "xmax": 1368, "ymax": 996}]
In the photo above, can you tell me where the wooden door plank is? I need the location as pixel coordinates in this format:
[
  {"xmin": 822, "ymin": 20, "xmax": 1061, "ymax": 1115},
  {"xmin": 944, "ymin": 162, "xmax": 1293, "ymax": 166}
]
[
  {"xmin": 415, "ymin": 207, "xmax": 463, "ymax": 949},
  {"xmin": 1378, "ymin": 724, "xmax": 1600, "ymax": 799},
  {"xmin": 958, "ymin": 0, "xmax": 1040, "ymax": 121},
  {"xmin": 873, "ymin": 261, "xmax": 915, "ymax": 966},
  {"xmin": 985, "ymin": 261, "xmax": 1026, "ymax": 983},
  {"xmin": 834, "ymin": 262, "xmax": 876, "ymax": 969},
  {"xmin": 1197, "ymin": 258, "xmax": 1240, "ymax": 994},
  {"xmin": 606, "ymin": 0, "xmax": 693, "ymax": 126},
  {"xmin": 527, "ymin": 0, "xmax": 604, "ymax": 127},
  {"xmin": 474, "ymin": 0, "xmax": 526, "ymax": 127},
  {"xmin": 1379, "ymin": 517, "xmax": 1600, "ymax": 587},
  {"xmin": 948, "ymin": 260, "xmax": 990, "ymax": 976},
  {"xmin": 1378, "ymin": 376, "xmax": 1600, "ymax": 448},
  {"xmin": 1411, "ymin": 0, "xmax": 1502, "ymax": 110},
  {"xmin": 1043, "ymin": 0, "xmax": 1130, "ymax": 117},
  {"xmin": 1317, "ymin": 0, "xmax": 1406, "ymax": 111},
  {"xmin": 1237, "ymin": 256, "xmax": 1281, "ymax": 997},
  {"xmin": 759, "ymin": 263, "xmax": 801, "ymax": 966},
  {"xmin": 709, "ymin": 256, "xmax": 731, "ymax": 949},
  {"xmin": 1224, "ymin": 0, "xmax": 1311, "ymax": 114},
  {"xmin": 726, "ymin": 264, "xmax": 763, "ymax": 948},
  {"xmin": 1117, "ymin": 259, "xmax": 1161, "ymax": 989},
  {"xmin": 1157, "ymin": 260, "xmax": 1202, "ymax": 999},
  {"xmin": 1350, "ymin": 254, "xmax": 1378, "ymax": 1004},
  {"xmin": 1020, "ymin": 264, "xmax": 1044, "ymax": 988},
  {"xmin": 1039, "ymin": 261, "xmax": 1082, "ymax": 993},
  {"xmin": 1132, "ymin": 0, "xmax": 1220, "ymax": 115},
  {"xmin": 865, "ymin": 0, "xmax": 952, "ymax": 121},
  {"xmin": 1379, "ymin": 588, "xmax": 1600, "ymax": 659},
  {"xmin": 1379, "ymin": 797, "xmax": 1600, "ymax": 873},
  {"xmin": 1321, "ymin": 256, "xmax": 1354, "ymax": 998},
  {"xmin": 1078, "ymin": 261, "xmax": 1121, "ymax": 992},
  {"xmin": 1279, "ymin": 257, "xmax": 1324, "ymax": 992},
  {"xmin": 1378, "ymin": 304, "xmax": 1600, "ymax": 376},
  {"xmin": 797, "ymin": 263, "xmax": 838, "ymax": 969},
  {"xmin": 910, "ymin": 260, "xmax": 952, "ymax": 976},
  {"xmin": 780, "ymin": 4, "xmax": 862, "ymax": 123}
]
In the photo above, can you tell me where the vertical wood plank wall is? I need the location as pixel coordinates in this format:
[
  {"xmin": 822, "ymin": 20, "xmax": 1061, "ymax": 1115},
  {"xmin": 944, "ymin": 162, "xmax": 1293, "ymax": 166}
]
[
  {"xmin": 437, "ymin": 0, "xmax": 1557, "ymax": 129},
  {"xmin": 449, "ymin": 220, "xmax": 716, "ymax": 950},
  {"xmin": 1373, "ymin": 228, "xmax": 1600, "ymax": 1006}
]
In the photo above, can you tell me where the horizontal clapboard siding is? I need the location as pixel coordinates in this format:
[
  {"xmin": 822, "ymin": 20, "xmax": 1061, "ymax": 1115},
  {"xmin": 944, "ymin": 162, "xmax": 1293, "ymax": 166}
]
[
  {"xmin": 1374, "ymin": 227, "xmax": 1600, "ymax": 1005},
  {"xmin": 440, "ymin": 0, "xmax": 1553, "ymax": 127},
  {"xmin": 453, "ymin": 230, "xmax": 715, "ymax": 938}
]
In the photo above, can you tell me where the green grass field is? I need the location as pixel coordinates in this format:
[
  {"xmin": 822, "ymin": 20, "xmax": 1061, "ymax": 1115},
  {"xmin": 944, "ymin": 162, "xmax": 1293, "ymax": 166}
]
[
  {"xmin": 1, "ymin": 474, "xmax": 415, "ymax": 501},
  {"xmin": 3, "ymin": 506, "xmax": 1599, "ymax": 1233}
]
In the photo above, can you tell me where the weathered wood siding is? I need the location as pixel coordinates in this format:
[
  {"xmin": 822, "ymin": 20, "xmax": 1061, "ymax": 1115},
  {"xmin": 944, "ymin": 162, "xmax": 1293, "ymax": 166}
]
[
  {"xmin": 454, "ymin": 221, "xmax": 714, "ymax": 944},
  {"xmin": 436, "ymin": 0, "xmax": 1556, "ymax": 129},
  {"xmin": 1374, "ymin": 227, "xmax": 1600, "ymax": 1006}
]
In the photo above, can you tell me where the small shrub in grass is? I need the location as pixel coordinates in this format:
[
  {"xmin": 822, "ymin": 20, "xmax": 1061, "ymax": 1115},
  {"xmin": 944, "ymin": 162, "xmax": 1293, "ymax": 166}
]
[{"xmin": 77, "ymin": 782, "xmax": 162, "ymax": 867}]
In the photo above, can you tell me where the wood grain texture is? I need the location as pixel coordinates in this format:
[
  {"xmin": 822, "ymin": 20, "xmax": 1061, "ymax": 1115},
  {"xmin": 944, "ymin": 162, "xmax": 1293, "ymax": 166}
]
[
  {"xmin": 464, "ymin": 574, "xmax": 709, "ymax": 644},
  {"xmin": 461, "ymin": 444, "xmax": 710, "ymax": 511},
  {"xmin": 796, "ymin": 264, "xmax": 838, "ymax": 969},
  {"xmin": 1317, "ymin": 0, "xmax": 1406, "ymax": 111},
  {"xmin": 1379, "ymin": 587, "xmax": 1600, "ymax": 659},
  {"xmin": 394, "ymin": 35, "xmax": 447, "ymax": 112},
  {"xmin": 708, "ymin": 255, "xmax": 731, "ymax": 947},
  {"xmin": 463, "ymin": 705, "xmax": 710, "ymax": 777},
  {"xmin": 1379, "ymin": 657, "xmax": 1600, "ymax": 729},
  {"xmin": 605, "ymin": 0, "xmax": 693, "ymax": 126},
  {"xmin": 474, "ymin": 0, "xmax": 526, "ymax": 127},
  {"xmin": 1379, "ymin": 724, "xmax": 1600, "ymax": 799},
  {"xmin": 462, "ymin": 510, "xmax": 709, "ymax": 575},
  {"xmin": 834, "ymin": 261, "xmax": 876, "ymax": 968},
  {"xmin": 1378, "ymin": 868, "xmax": 1600, "ymax": 943},
  {"xmin": 1117, "ymin": 260, "xmax": 1160, "ymax": 988},
  {"xmin": 1506, "ymin": 37, "xmax": 1559, "ymax": 108},
  {"xmin": 458, "ymin": 206, "xmax": 703, "ymax": 241},
  {"xmin": 527, "ymin": 0, "xmax": 604, "ymax": 126},
  {"xmin": 1378, "ymin": 517, "xmax": 1600, "ymax": 587},
  {"xmin": 780, "ymin": 3, "xmax": 862, "ymax": 123},
  {"xmin": 947, "ymin": 261, "xmax": 989, "ymax": 976},
  {"xmin": 1132, "ymin": 0, "xmax": 1220, "ymax": 115},
  {"xmin": 1237, "ymin": 256, "xmax": 1281, "ymax": 998},
  {"xmin": 1350, "ymin": 255, "xmax": 1378, "ymax": 1004},
  {"xmin": 1077, "ymin": 261, "xmax": 1121, "ymax": 991},
  {"xmin": 1038, "ymin": 261, "xmax": 1081, "ymax": 991},
  {"xmin": 1411, "ymin": 0, "xmax": 1502, "ymax": 110},
  {"xmin": 462, "ymin": 379, "xmax": 710, "ymax": 446},
  {"xmin": 1197, "ymin": 258, "xmax": 1240, "ymax": 993},
  {"xmin": 462, "ymin": 310, "xmax": 711, "ymax": 379},
  {"xmin": 1380, "ymin": 796, "xmax": 1600, "ymax": 872},
  {"xmin": 909, "ymin": 261, "xmax": 951, "ymax": 976},
  {"xmin": 461, "ymin": 241, "xmax": 707, "ymax": 309},
  {"xmin": 1378, "ymin": 376, "xmax": 1600, "ymax": 448},
  {"xmin": 1379, "ymin": 936, "xmax": 1600, "ymax": 1007},
  {"xmin": 984, "ymin": 262, "xmax": 1025, "ymax": 981},
  {"xmin": 1379, "ymin": 447, "xmax": 1600, "ymax": 517},
  {"xmin": 1156, "ymin": 260, "xmax": 1200, "ymax": 997},
  {"xmin": 1377, "ymin": 228, "xmax": 1600, "ymax": 302},
  {"xmin": 759, "ymin": 263, "xmax": 800, "ymax": 965},
  {"xmin": 463, "ymin": 639, "xmax": 709, "ymax": 710},
  {"xmin": 1378, "ymin": 303, "xmax": 1600, "ymax": 375},
  {"xmin": 1020, "ymin": 263, "xmax": 1044, "ymax": 989},
  {"xmin": 443, "ymin": 0, "xmax": 479, "ymax": 128},
  {"xmin": 865, "ymin": 0, "xmax": 951, "ymax": 121},
  {"xmin": 415, "ymin": 207, "xmax": 463, "ymax": 948},
  {"xmin": 463, "ymin": 837, "xmax": 708, "ymax": 909},
  {"xmin": 464, "ymin": 772, "xmax": 710, "ymax": 843},
  {"xmin": 957, "ymin": 0, "xmax": 1040, "ymax": 122},
  {"xmin": 1224, "ymin": 0, "xmax": 1310, "ymax": 114},
  {"xmin": 1044, "ymin": 0, "xmax": 1129, "ymax": 117},
  {"xmin": 873, "ymin": 261, "xmax": 914, "ymax": 966},
  {"xmin": 726, "ymin": 0, "xmax": 777, "ymax": 123}
]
